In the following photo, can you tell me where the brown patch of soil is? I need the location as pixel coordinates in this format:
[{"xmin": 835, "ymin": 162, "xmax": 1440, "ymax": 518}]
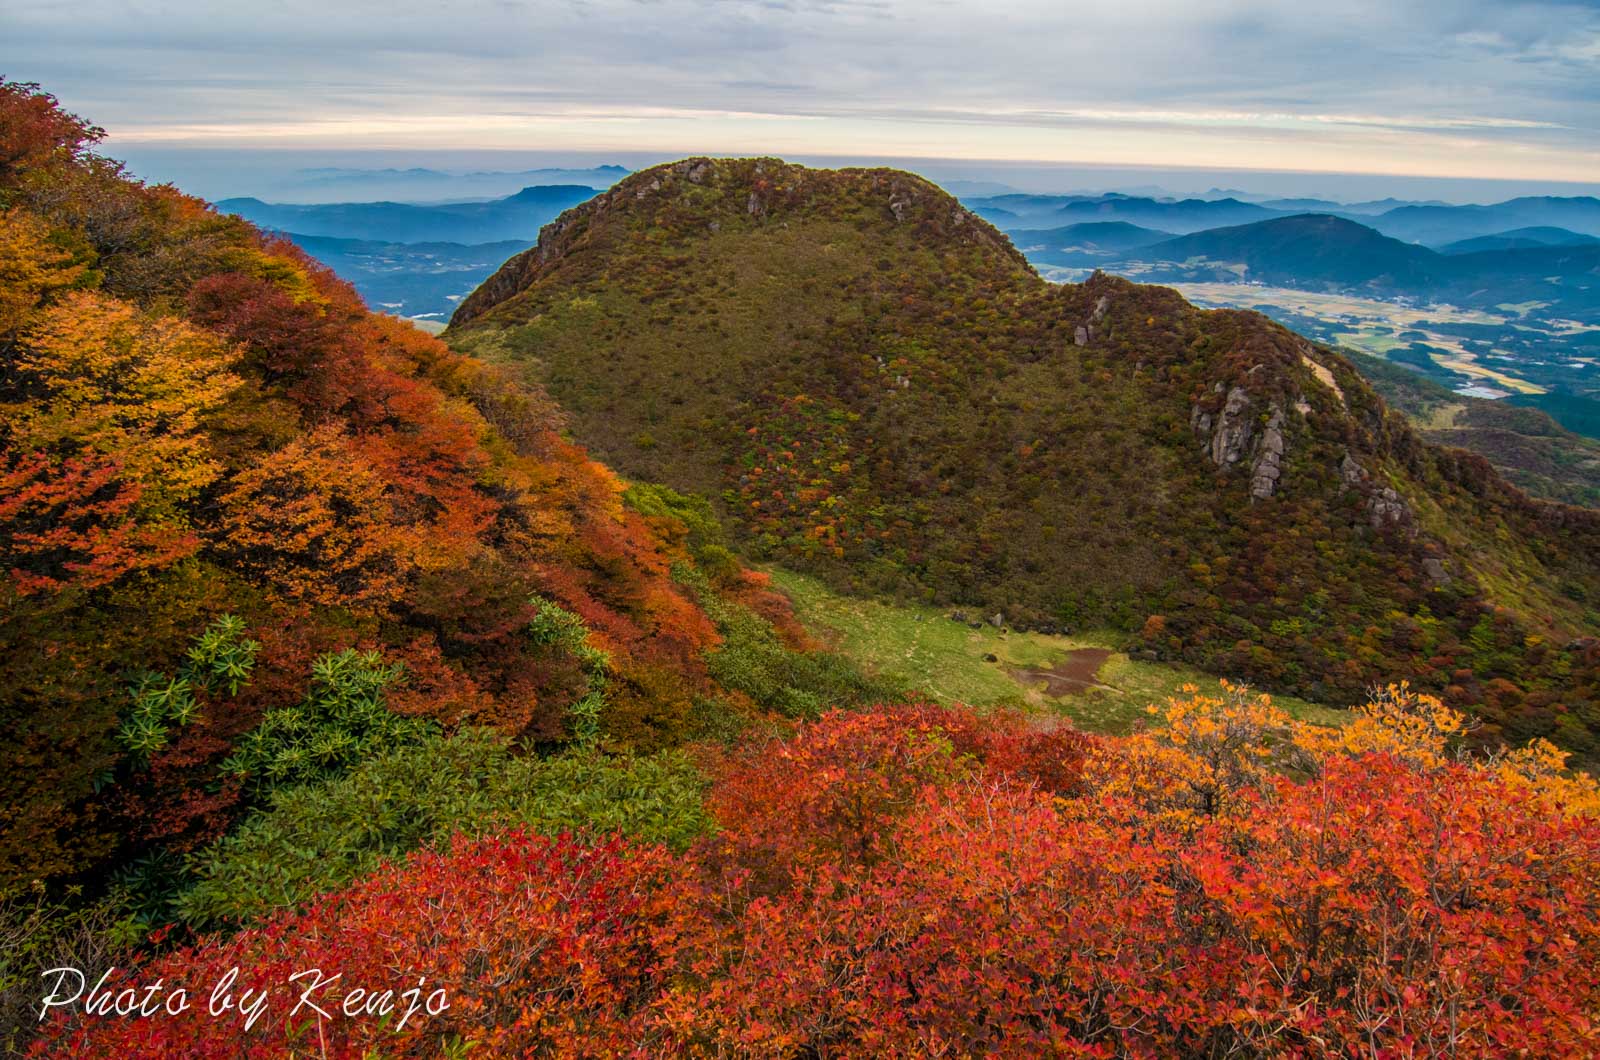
[{"xmin": 1008, "ymin": 648, "xmax": 1115, "ymax": 697}]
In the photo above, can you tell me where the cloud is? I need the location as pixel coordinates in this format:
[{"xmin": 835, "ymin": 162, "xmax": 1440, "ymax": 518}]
[{"xmin": 6, "ymin": 0, "xmax": 1599, "ymax": 181}]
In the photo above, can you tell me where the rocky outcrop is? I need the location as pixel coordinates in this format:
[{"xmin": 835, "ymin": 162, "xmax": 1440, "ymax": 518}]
[
  {"xmin": 1073, "ymin": 293, "xmax": 1112, "ymax": 347},
  {"xmin": 1250, "ymin": 409, "xmax": 1286, "ymax": 500},
  {"xmin": 1340, "ymin": 451, "xmax": 1416, "ymax": 533},
  {"xmin": 1191, "ymin": 383, "xmax": 1290, "ymax": 501},
  {"xmin": 1208, "ymin": 386, "xmax": 1255, "ymax": 468}
]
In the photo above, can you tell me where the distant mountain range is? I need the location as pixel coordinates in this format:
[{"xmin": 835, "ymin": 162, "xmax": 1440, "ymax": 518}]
[
  {"xmin": 1094, "ymin": 214, "xmax": 1600, "ymax": 317},
  {"xmin": 969, "ymin": 193, "xmax": 1278, "ymax": 234},
  {"xmin": 963, "ymin": 190, "xmax": 1600, "ymax": 246},
  {"xmin": 297, "ymin": 164, "xmax": 629, "ymax": 188},
  {"xmin": 1134, "ymin": 215, "xmax": 1440, "ymax": 288},
  {"xmin": 1007, "ymin": 212, "xmax": 1600, "ymax": 320},
  {"xmin": 1436, "ymin": 227, "xmax": 1599, "ymax": 254},
  {"xmin": 251, "ymin": 164, "xmax": 631, "ymax": 203},
  {"xmin": 1373, "ymin": 197, "xmax": 1600, "ymax": 245},
  {"xmin": 218, "ymin": 184, "xmax": 599, "ymax": 243},
  {"xmin": 1007, "ymin": 222, "xmax": 1175, "ymax": 265},
  {"xmin": 1255, "ymin": 196, "xmax": 1451, "ymax": 215}
]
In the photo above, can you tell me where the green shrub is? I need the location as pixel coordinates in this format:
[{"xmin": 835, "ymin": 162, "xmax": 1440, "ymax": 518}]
[
  {"xmin": 675, "ymin": 563, "xmax": 903, "ymax": 718},
  {"xmin": 116, "ymin": 614, "xmax": 258, "ymax": 764},
  {"xmin": 178, "ymin": 731, "xmax": 711, "ymax": 927},
  {"xmin": 528, "ymin": 594, "xmax": 611, "ymax": 746},
  {"xmin": 222, "ymin": 648, "xmax": 432, "ymax": 796}
]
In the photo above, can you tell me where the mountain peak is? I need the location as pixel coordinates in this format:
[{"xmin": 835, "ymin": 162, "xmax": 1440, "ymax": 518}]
[
  {"xmin": 446, "ymin": 155, "xmax": 1600, "ymax": 760},
  {"xmin": 451, "ymin": 157, "xmax": 1028, "ymax": 327}
]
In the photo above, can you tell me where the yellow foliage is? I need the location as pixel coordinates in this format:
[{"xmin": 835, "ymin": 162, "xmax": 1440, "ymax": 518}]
[
  {"xmin": 218, "ymin": 427, "xmax": 416, "ymax": 611},
  {"xmin": 1493, "ymin": 738, "xmax": 1600, "ymax": 819},
  {"xmin": 1289, "ymin": 682, "xmax": 1465, "ymax": 770},
  {"xmin": 1094, "ymin": 681, "xmax": 1295, "ymax": 823},
  {"xmin": 215, "ymin": 245, "xmax": 329, "ymax": 306},
  {"xmin": 1094, "ymin": 680, "xmax": 1597, "ymax": 826},
  {"xmin": 0, "ymin": 208, "xmax": 83, "ymax": 334},
  {"xmin": 8, "ymin": 290, "xmax": 239, "ymax": 512}
]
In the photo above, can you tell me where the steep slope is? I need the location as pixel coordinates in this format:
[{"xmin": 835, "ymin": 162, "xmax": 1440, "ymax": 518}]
[
  {"xmin": 449, "ymin": 157, "xmax": 1600, "ymax": 760},
  {"xmin": 217, "ymin": 184, "xmax": 597, "ymax": 243},
  {"xmin": 0, "ymin": 90, "xmax": 878, "ymax": 898}
]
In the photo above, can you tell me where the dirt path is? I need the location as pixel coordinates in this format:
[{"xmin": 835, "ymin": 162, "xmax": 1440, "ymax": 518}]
[{"xmin": 1008, "ymin": 648, "xmax": 1118, "ymax": 697}]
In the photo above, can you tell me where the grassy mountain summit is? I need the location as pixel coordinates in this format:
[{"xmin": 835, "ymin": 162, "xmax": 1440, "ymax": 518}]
[{"xmin": 448, "ymin": 157, "xmax": 1600, "ymax": 759}]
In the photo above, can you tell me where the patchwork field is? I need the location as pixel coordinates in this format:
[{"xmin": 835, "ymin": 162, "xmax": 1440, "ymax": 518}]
[
  {"xmin": 1170, "ymin": 283, "xmax": 1556, "ymax": 395},
  {"xmin": 768, "ymin": 568, "xmax": 1343, "ymax": 734}
]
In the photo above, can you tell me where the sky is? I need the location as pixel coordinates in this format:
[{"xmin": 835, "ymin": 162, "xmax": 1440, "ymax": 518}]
[{"xmin": 6, "ymin": 0, "xmax": 1600, "ymax": 199}]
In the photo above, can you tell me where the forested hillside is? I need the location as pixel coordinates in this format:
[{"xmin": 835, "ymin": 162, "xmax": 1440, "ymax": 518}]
[
  {"xmin": 449, "ymin": 157, "xmax": 1600, "ymax": 761},
  {"xmin": 0, "ymin": 86, "xmax": 885, "ymax": 906}
]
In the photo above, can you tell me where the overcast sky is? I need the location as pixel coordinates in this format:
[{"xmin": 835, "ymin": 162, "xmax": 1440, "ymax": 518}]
[{"xmin": 7, "ymin": 0, "xmax": 1600, "ymax": 187}]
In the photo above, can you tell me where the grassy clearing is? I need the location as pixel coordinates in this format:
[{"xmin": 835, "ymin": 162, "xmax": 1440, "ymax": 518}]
[{"xmin": 769, "ymin": 567, "xmax": 1343, "ymax": 734}]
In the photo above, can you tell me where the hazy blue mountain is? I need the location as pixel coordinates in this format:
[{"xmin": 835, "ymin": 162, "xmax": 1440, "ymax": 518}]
[
  {"xmin": 938, "ymin": 179, "xmax": 1020, "ymax": 197},
  {"xmin": 273, "ymin": 165, "xmax": 631, "ymax": 201},
  {"xmin": 1255, "ymin": 197, "xmax": 1346, "ymax": 213},
  {"xmin": 964, "ymin": 193, "xmax": 1102, "ymax": 222},
  {"xmin": 1008, "ymin": 221, "xmax": 1175, "ymax": 265},
  {"xmin": 1436, "ymin": 227, "xmax": 1600, "ymax": 254},
  {"xmin": 1253, "ymin": 196, "xmax": 1447, "ymax": 215},
  {"xmin": 1046, "ymin": 196, "xmax": 1281, "ymax": 234},
  {"xmin": 1096, "ymin": 214, "xmax": 1600, "ymax": 318},
  {"xmin": 1133, "ymin": 215, "xmax": 1438, "ymax": 287},
  {"xmin": 299, "ymin": 164, "xmax": 628, "ymax": 187},
  {"xmin": 1370, "ymin": 196, "xmax": 1600, "ymax": 244},
  {"xmin": 961, "ymin": 193, "xmax": 1285, "ymax": 233},
  {"xmin": 971, "ymin": 205, "xmax": 1023, "ymax": 226},
  {"xmin": 217, "ymin": 184, "xmax": 598, "ymax": 243}
]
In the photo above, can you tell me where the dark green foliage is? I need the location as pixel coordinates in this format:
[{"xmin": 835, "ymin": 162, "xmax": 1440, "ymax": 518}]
[
  {"xmin": 528, "ymin": 594, "xmax": 611, "ymax": 746},
  {"xmin": 176, "ymin": 730, "xmax": 711, "ymax": 927},
  {"xmin": 181, "ymin": 614, "xmax": 260, "ymax": 695},
  {"xmin": 115, "ymin": 614, "xmax": 258, "ymax": 763},
  {"xmin": 1509, "ymin": 391, "xmax": 1600, "ymax": 440},
  {"xmin": 221, "ymin": 648, "xmax": 433, "ymax": 796}
]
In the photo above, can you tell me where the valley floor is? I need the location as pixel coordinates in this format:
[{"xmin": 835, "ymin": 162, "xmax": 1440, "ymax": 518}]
[{"xmin": 768, "ymin": 568, "xmax": 1344, "ymax": 732}]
